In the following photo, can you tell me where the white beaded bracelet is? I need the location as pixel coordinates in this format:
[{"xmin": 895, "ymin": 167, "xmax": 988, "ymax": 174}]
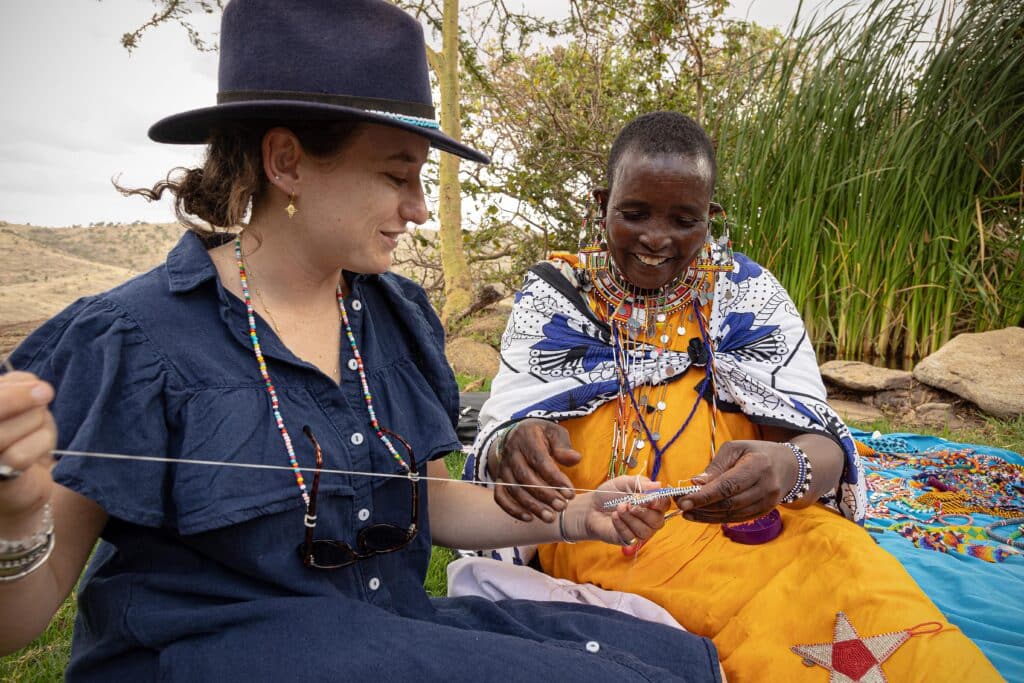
[{"xmin": 780, "ymin": 442, "xmax": 813, "ymax": 504}]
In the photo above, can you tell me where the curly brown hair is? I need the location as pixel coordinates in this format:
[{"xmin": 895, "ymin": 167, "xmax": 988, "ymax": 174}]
[{"xmin": 117, "ymin": 120, "xmax": 361, "ymax": 235}]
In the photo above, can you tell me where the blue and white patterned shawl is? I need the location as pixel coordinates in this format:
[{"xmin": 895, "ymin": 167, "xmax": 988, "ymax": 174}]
[{"xmin": 468, "ymin": 253, "xmax": 866, "ymax": 523}]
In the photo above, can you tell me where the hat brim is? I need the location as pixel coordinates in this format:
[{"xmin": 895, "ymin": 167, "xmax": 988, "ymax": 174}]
[{"xmin": 148, "ymin": 101, "xmax": 489, "ymax": 164}]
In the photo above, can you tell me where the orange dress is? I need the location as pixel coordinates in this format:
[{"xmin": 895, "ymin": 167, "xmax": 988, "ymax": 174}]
[{"xmin": 536, "ymin": 303, "xmax": 1001, "ymax": 683}]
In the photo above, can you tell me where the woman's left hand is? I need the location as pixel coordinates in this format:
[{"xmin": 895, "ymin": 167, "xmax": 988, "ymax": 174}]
[
  {"xmin": 565, "ymin": 476, "xmax": 671, "ymax": 546},
  {"xmin": 673, "ymin": 440, "xmax": 799, "ymax": 523}
]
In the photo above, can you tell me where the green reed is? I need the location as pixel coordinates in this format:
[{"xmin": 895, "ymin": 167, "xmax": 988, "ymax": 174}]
[{"xmin": 714, "ymin": 0, "xmax": 1024, "ymax": 360}]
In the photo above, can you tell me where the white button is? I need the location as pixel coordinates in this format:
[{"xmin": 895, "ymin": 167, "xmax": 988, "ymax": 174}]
[
  {"xmin": 368, "ymin": 577, "xmax": 381, "ymax": 591},
  {"xmin": 351, "ymin": 433, "xmax": 364, "ymax": 445},
  {"xmin": 351, "ymin": 299, "xmax": 363, "ymax": 311},
  {"xmin": 358, "ymin": 508, "xmax": 370, "ymax": 521},
  {"xmin": 347, "ymin": 359, "xmax": 359, "ymax": 371},
  {"xmin": 585, "ymin": 641, "xmax": 600, "ymax": 653}
]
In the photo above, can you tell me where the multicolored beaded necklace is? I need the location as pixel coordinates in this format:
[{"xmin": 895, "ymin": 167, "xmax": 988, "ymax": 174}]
[{"xmin": 234, "ymin": 237, "xmax": 410, "ymax": 507}]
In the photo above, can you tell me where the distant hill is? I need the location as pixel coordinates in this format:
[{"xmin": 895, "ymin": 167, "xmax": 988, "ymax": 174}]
[
  {"xmin": 0, "ymin": 221, "xmax": 433, "ymax": 358},
  {"xmin": 0, "ymin": 222, "xmax": 182, "ymax": 357}
]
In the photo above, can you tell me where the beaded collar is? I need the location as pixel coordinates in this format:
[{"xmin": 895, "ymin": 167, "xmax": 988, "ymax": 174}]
[{"xmin": 581, "ymin": 250, "xmax": 709, "ymax": 331}]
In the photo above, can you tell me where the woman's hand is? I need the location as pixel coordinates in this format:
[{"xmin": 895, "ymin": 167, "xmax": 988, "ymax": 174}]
[
  {"xmin": 0, "ymin": 372, "xmax": 58, "ymax": 535},
  {"xmin": 672, "ymin": 440, "xmax": 798, "ymax": 524},
  {"xmin": 488, "ymin": 418, "xmax": 582, "ymax": 523},
  {"xmin": 563, "ymin": 475, "xmax": 670, "ymax": 546}
]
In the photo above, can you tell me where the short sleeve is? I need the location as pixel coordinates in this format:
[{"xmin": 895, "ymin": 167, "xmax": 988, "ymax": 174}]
[{"xmin": 11, "ymin": 296, "xmax": 179, "ymax": 529}]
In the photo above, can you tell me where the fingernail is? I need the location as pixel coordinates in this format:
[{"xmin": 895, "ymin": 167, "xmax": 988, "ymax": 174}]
[
  {"xmin": 541, "ymin": 510, "xmax": 555, "ymax": 523},
  {"xmin": 521, "ymin": 514, "xmax": 533, "ymax": 522},
  {"xmin": 30, "ymin": 383, "xmax": 53, "ymax": 404},
  {"xmin": 552, "ymin": 499, "xmax": 566, "ymax": 511},
  {"xmin": 679, "ymin": 500, "xmax": 694, "ymax": 512},
  {"xmin": 561, "ymin": 488, "xmax": 575, "ymax": 498}
]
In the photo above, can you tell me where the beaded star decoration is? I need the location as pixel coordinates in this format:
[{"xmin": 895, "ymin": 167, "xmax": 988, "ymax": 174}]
[{"xmin": 790, "ymin": 612, "xmax": 941, "ymax": 682}]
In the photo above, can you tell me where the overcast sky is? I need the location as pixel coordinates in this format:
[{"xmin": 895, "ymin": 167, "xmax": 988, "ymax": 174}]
[{"xmin": 0, "ymin": 0, "xmax": 811, "ymax": 227}]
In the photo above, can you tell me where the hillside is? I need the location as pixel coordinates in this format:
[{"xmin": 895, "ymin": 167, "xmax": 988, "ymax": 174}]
[{"xmin": 0, "ymin": 221, "xmax": 432, "ymax": 358}]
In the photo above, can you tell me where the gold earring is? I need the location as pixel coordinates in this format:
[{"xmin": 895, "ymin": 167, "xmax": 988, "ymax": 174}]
[{"xmin": 285, "ymin": 192, "xmax": 298, "ymax": 219}]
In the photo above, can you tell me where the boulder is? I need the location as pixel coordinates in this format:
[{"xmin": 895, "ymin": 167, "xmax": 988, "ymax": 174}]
[
  {"xmin": 910, "ymin": 402, "xmax": 964, "ymax": 429},
  {"xmin": 913, "ymin": 326, "xmax": 1024, "ymax": 419},
  {"xmin": 447, "ymin": 337, "xmax": 500, "ymax": 379},
  {"xmin": 828, "ymin": 399, "xmax": 884, "ymax": 425},
  {"xmin": 820, "ymin": 360, "xmax": 913, "ymax": 392}
]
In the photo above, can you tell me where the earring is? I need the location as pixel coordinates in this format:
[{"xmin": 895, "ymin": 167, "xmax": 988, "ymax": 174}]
[
  {"xmin": 285, "ymin": 192, "xmax": 298, "ymax": 219},
  {"xmin": 577, "ymin": 193, "xmax": 609, "ymax": 275},
  {"xmin": 694, "ymin": 209, "xmax": 734, "ymax": 273}
]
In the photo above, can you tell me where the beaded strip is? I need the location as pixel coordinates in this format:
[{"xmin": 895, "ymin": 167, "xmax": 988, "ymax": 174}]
[
  {"xmin": 235, "ymin": 238, "xmax": 410, "ymax": 508},
  {"xmin": 601, "ymin": 485, "xmax": 701, "ymax": 511}
]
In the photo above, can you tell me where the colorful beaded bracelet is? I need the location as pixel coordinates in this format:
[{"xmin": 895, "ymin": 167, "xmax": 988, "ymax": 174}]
[{"xmin": 985, "ymin": 516, "xmax": 1024, "ymax": 550}]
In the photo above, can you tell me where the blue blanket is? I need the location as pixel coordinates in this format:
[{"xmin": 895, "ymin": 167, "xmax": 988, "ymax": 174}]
[{"xmin": 853, "ymin": 429, "xmax": 1023, "ymax": 681}]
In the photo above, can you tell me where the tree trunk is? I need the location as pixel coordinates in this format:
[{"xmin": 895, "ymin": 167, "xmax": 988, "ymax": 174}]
[{"xmin": 437, "ymin": 0, "xmax": 473, "ymax": 326}]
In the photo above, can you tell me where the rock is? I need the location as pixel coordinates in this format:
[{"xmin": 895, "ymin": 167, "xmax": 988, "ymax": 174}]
[
  {"xmin": 460, "ymin": 306, "xmax": 511, "ymax": 349},
  {"xmin": 446, "ymin": 337, "xmax": 500, "ymax": 379},
  {"xmin": 865, "ymin": 389, "xmax": 911, "ymax": 411},
  {"xmin": 910, "ymin": 402, "xmax": 964, "ymax": 429},
  {"xmin": 820, "ymin": 360, "xmax": 913, "ymax": 392},
  {"xmin": 828, "ymin": 399, "xmax": 884, "ymax": 425},
  {"xmin": 913, "ymin": 326, "xmax": 1024, "ymax": 418}
]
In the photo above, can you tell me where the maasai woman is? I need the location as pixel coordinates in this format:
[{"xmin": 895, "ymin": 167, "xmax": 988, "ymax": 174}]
[{"xmin": 467, "ymin": 111, "xmax": 1001, "ymax": 682}]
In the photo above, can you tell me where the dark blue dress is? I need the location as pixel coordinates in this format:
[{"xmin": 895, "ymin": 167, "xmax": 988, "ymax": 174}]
[{"xmin": 12, "ymin": 232, "xmax": 721, "ymax": 682}]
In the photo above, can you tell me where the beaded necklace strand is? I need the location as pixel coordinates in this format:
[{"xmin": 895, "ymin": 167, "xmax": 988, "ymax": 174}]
[{"xmin": 234, "ymin": 238, "xmax": 409, "ymax": 508}]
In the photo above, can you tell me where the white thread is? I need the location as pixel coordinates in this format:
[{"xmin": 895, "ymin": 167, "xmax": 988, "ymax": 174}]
[{"xmin": 50, "ymin": 449, "xmax": 612, "ymax": 495}]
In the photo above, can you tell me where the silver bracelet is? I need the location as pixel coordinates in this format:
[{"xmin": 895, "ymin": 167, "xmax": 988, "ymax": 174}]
[
  {"xmin": 558, "ymin": 508, "xmax": 576, "ymax": 544},
  {"xmin": 0, "ymin": 531, "xmax": 54, "ymax": 582},
  {"xmin": 780, "ymin": 442, "xmax": 813, "ymax": 504},
  {"xmin": 0, "ymin": 503, "xmax": 54, "ymax": 557}
]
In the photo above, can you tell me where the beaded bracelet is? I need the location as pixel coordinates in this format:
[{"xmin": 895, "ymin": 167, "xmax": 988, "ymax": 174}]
[
  {"xmin": 557, "ymin": 509, "xmax": 576, "ymax": 544},
  {"xmin": 0, "ymin": 503, "xmax": 53, "ymax": 558},
  {"xmin": 985, "ymin": 516, "xmax": 1024, "ymax": 550},
  {"xmin": 780, "ymin": 442, "xmax": 813, "ymax": 504}
]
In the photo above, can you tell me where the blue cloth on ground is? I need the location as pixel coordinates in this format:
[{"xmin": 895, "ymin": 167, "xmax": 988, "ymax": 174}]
[{"xmin": 853, "ymin": 429, "xmax": 1023, "ymax": 682}]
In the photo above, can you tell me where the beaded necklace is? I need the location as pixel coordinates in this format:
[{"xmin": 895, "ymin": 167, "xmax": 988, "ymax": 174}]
[
  {"xmin": 602, "ymin": 292, "xmax": 717, "ymax": 481},
  {"xmin": 234, "ymin": 238, "xmax": 410, "ymax": 507}
]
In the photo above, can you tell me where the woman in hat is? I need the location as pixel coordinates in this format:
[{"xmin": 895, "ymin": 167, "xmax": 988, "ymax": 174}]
[{"xmin": 0, "ymin": 2, "xmax": 726, "ymax": 680}]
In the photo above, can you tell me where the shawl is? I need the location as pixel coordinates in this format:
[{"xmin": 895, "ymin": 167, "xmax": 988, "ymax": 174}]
[{"xmin": 470, "ymin": 253, "xmax": 866, "ymax": 523}]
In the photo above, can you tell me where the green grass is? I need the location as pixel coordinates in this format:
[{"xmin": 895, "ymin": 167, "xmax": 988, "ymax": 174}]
[{"xmin": 0, "ymin": 584, "xmax": 77, "ymax": 682}]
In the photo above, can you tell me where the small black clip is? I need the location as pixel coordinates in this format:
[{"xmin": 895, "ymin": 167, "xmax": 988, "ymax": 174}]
[{"xmin": 687, "ymin": 337, "xmax": 710, "ymax": 366}]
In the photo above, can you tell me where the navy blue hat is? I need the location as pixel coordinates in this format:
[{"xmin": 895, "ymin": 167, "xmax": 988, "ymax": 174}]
[{"xmin": 148, "ymin": 0, "xmax": 488, "ymax": 163}]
